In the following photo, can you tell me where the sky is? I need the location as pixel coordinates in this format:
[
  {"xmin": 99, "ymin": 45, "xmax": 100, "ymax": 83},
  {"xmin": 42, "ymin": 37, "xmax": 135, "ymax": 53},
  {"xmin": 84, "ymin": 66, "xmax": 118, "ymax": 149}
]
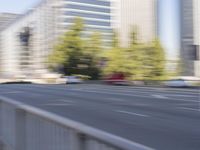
[
  {"xmin": 0, "ymin": 0, "xmax": 180, "ymax": 60},
  {"xmin": 0, "ymin": 0, "xmax": 41, "ymax": 14},
  {"xmin": 158, "ymin": 0, "xmax": 180, "ymax": 60}
]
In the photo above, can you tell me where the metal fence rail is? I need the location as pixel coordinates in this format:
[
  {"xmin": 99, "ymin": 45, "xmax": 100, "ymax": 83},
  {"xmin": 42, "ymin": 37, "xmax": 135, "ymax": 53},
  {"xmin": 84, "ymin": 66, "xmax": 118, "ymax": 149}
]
[{"xmin": 0, "ymin": 96, "xmax": 153, "ymax": 150}]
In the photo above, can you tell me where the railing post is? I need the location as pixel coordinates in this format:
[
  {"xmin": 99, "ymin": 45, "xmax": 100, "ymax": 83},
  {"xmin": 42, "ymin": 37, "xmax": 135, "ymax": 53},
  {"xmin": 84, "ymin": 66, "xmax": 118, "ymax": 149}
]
[
  {"xmin": 0, "ymin": 101, "xmax": 2, "ymax": 139},
  {"xmin": 15, "ymin": 108, "xmax": 26, "ymax": 150},
  {"xmin": 0, "ymin": 141, "xmax": 5, "ymax": 150},
  {"xmin": 69, "ymin": 130, "xmax": 86, "ymax": 150},
  {"xmin": 77, "ymin": 133, "xmax": 87, "ymax": 150},
  {"xmin": 0, "ymin": 101, "xmax": 5, "ymax": 150}
]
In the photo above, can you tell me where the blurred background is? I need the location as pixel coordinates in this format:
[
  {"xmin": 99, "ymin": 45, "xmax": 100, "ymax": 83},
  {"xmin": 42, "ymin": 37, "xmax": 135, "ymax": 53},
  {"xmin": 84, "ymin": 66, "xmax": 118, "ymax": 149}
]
[{"xmin": 0, "ymin": 0, "xmax": 199, "ymax": 85}]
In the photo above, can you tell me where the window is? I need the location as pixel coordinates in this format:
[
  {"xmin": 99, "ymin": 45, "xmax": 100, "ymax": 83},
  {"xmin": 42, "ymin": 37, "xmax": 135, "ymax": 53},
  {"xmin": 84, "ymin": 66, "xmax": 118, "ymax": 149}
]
[
  {"xmin": 65, "ymin": 11, "xmax": 111, "ymax": 20},
  {"xmin": 67, "ymin": 0, "xmax": 110, "ymax": 7},
  {"xmin": 66, "ymin": 4, "xmax": 110, "ymax": 13}
]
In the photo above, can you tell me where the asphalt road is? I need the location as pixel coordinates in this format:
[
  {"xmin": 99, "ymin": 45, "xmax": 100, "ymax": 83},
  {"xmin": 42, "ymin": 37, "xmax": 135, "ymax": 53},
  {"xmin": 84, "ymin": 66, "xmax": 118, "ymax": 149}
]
[{"xmin": 0, "ymin": 84, "xmax": 199, "ymax": 150}]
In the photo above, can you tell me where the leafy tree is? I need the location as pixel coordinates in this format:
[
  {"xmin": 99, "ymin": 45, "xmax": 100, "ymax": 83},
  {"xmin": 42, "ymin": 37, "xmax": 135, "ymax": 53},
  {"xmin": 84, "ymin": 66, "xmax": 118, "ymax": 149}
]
[
  {"xmin": 145, "ymin": 39, "xmax": 166, "ymax": 80},
  {"xmin": 103, "ymin": 47, "xmax": 129, "ymax": 75},
  {"xmin": 126, "ymin": 29, "xmax": 146, "ymax": 80},
  {"xmin": 111, "ymin": 31, "xmax": 119, "ymax": 48},
  {"xmin": 103, "ymin": 31, "xmax": 130, "ymax": 75},
  {"xmin": 83, "ymin": 32, "xmax": 103, "ymax": 79},
  {"xmin": 104, "ymin": 29, "xmax": 145, "ymax": 79},
  {"xmin": 104, "ymin": 28, "xmax": 167, "ymax": 81},
  {"xmin": 48, "ymin": 17, "xmax": 103, "ymax": 79}
]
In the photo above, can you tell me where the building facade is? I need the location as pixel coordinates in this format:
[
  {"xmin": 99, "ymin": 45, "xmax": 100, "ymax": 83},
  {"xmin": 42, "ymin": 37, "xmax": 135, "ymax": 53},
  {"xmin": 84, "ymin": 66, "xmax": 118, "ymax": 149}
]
[
  {"xmin": 0, "ymin": 0, "xmax": 158, "ymax": 77},
  {"xmin": 0, "ymin": 0, "xmax": 113, "ymax": 77},
  {"xmin": 0, "ymin": 13, "xmax": 20, "ymax": 74},
  {"xmin": 112, "ymin": 0, "xmax": 157, "ymax": 47},
  {"xmin": 180, "ymin": 0, "xmax": 200, "ymax": 77},
  {"xmin": 0, "ymin": 13, "xmax": 19, "ymax": 31},
  {"xmin": 61, "ymin": 0, "xmax": 113, "ymax": 46}
]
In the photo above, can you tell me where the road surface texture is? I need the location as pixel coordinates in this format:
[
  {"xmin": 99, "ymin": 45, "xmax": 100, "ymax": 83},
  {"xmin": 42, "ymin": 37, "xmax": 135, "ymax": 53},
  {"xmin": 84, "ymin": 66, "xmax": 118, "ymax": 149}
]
[{"xmin": 0, "ymin": 84, "xmax": 199, "ymax": 150}]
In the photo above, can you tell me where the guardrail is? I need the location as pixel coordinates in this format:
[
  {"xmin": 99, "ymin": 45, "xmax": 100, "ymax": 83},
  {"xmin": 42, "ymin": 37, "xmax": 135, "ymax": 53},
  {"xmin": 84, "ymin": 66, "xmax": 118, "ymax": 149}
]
[{"xmin": 0, "ymin": 96, "xmax": 153, "ymax": 150}]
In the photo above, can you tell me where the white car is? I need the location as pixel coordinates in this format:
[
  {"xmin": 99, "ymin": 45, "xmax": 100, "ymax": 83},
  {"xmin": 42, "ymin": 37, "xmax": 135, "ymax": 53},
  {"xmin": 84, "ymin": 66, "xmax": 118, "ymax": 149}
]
[
  {"xmin": 165, "ymin": 79, "xmax": 191, "ymax": 87},
  {"xmin": 66, "ymin": 76, "xmax": 83, "ymax": 84}
]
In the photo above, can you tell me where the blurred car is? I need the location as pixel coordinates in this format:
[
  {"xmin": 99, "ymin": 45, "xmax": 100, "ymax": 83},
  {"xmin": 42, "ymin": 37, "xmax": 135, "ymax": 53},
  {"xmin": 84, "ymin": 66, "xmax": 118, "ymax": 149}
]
[
  {"xmin": 66, "ymin": 76, "xmax": 83, "ymax": 84},
  {"xmin": 104, "ymin": 73, "xmax": 129, "ymax": 85},
  {"xmin": 165, "ymin": 79, "xmax": 191, "ymax": 87},
  {"xmin": 56, "ymin": 76, "xmax": 67, "ymax": 84}
]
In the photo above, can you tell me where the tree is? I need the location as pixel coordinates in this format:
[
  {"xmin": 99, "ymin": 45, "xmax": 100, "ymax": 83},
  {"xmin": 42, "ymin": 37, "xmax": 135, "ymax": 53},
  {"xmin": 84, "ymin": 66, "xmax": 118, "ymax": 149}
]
[
  {"xmin": 104, "ymin": 29, "xmax": 146, "ymax": 79},
  {"xmin": 83, "ymin": 32, "xmax": 103, "ymax": 79},
  {"xmin": 103, "ymin": 31, "xmax": 130, "ymax": 75},
  {"xmin": 111, "ymin": 31, "xmax": 119, "ymax": 48},
  {"xmin": 126, "ymin": 28, "xmax": 146, "ymax": 80},
  {"xmin": 48, "ymin": 17, "xmax": 103, "ymax": 79},
  {"xmin": 104, "ymin": 28, "xmax": 167, "ymax": 81},
  {"xmin": 145, "ymin": 39, "xmax": 166, "ymax": 80},
  {"xmin": 103, "ymin": 47, "xmax": 129, "ymax": 75}
]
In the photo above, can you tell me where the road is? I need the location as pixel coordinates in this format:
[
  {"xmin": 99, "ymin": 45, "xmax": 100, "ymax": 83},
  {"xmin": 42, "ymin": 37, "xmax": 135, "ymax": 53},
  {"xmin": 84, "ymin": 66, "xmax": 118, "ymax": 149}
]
[{"xmin": 0, "ymin": 84, "xmax": 199, "ymax": 150}]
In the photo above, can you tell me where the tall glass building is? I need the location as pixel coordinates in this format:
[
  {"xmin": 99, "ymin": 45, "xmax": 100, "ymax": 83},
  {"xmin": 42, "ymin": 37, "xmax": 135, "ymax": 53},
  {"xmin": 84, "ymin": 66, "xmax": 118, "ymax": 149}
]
[
  {"xmin": 60, "ymin": 0, "xmax": 113, "ymax": 46},
  {"xmin": 180, "ymin": 0, "xmax": 200, "ymax": 77},
  {"xmin": 112, "ymin": 0, "xmax": 156, "ymax": 47},
  {"xmin": 0, "ymin": 0, "xmax": 113, "ymax": 76}
]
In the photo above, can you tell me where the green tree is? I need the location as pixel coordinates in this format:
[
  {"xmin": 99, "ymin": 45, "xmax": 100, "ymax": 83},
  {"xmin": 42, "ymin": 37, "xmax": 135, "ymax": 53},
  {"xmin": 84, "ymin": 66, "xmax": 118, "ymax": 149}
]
[
  {"xmin": 104, "ymin": 29, "xmax": 145, "ymax": 79},
  {"xmin": 126, "ymin": 29, "xmax": 146, "ymax": 80},
  {"xmin": 83, "ymin": 32, "xmax": 103, "ymax": 79},
  {"xmin": 48, "ymin": 17, "xmax": 103, "ymax": 79},
  {"xmin": 145, "ymin": 39, "xmax": 166, "ymax": 80},
  {"xmin": 103, "ymin": 47, "xmax": 129, "ymax": 75},
  {"xmin": 104, "ymin": 28, "xmax": 167, "ymax": 81},
  {"xmin": 103, "ymin": 31, "xmax": 130, "ymax": 75},
  {"xmin": 111, "ymin": 31, "xmax": 119, "ymax": 48}
]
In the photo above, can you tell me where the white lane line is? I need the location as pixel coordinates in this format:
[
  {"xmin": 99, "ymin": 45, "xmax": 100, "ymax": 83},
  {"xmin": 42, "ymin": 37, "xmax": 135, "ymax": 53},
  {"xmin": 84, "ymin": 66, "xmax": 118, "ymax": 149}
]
[
  {"xmin": 73, "ymin": 89, "xmax": 199, "ymax": 102},
  {"xmin": 0, "ymin": 91, "xmax": 23, "ymax": 94},
  {"xmin": 116, "ymin": 110, "xmax": 149, "ymax": 117},
  {"xmin": 90, "ymin": 88, "xmax": 199, "ymax": 98},
  {"xmin": 42, "ymin": 103, "xmax": 73, "ymax": 106},
  {"xmin": 152, "ymin": 94, "xmax": 168, "ymax": 99},
  {"xmin": 107, "ymin": 97, "xmax": 124, "ymax": 102},
  {"xmin": 56, "ymin": 99, "xmax": 76, "ymax": 103},
  {"xmin": 163, "ymin": 94, "xmax": 198, "ymax": 98},
  {"xmin": 176, "ymin": 103, "xmax": 196, "ymax": 106},
  {"xmin": 177, "ymin": 107, "xmax": 200, "ymax": 112}
]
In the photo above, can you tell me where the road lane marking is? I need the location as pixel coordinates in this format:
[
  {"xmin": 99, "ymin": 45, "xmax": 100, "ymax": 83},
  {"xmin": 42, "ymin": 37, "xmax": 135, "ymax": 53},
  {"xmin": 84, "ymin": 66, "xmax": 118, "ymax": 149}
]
[
  {"xmin": 93, "ymin": 88, "xmax": 199, "ymax": 99},
  {"xmin": 176, "ymin": 103, "xmax": 196, "ymax": 106},
  {"xmin": 0, "ymin": 91, "xmax": 23, "ymax": 94},
  {"xmin": 65, "ymin": 89, "xmax": 200, "ymax": 102},
  {"xmin": 162, "ymin": 94, "xmax": 198, "ymax": 98},
  {"xmin": 116, "ymin": 110, "xmax": 149, "ymax": 117},
  {"xmin": 7, "ymin": 84, "xmax": 199, "ymax": 103},
  {"xmin": 152, "ymin": 94, "xmax": 168, "ymax": 99},
  {"xmin": 107, "ymin": 97, "xmax": 124, "ymax": 102},
  {"xmin": 42, "ymin": 103, "xmax": 74, "ymax": 106},
  {"xmin": 56, "ymin": 99, "xmax": 75, "ymax": 103},
  {"xmin": 177, "ymin": 107, "xmax": 200, "ymax": 112}
]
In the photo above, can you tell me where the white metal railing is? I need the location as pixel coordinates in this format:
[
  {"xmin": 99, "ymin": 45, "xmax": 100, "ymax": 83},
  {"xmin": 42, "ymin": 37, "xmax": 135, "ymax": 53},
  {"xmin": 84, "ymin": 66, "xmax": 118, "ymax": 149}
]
[{"xmin": 0, "ymin": 96, "xmax": 153, "ymax": 150}]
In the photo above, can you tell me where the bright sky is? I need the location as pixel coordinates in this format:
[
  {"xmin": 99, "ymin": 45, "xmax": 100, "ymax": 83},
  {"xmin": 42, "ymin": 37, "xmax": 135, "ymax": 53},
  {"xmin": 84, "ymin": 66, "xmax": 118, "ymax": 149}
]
[
  {"xmin": 158, "ymin": 0, "xmax": 180, "ymax": 60},
  {"xmin": 0, "ymin": 0, "xmax": 180, "ymax": 60},
  {"xmin": 0, "ymin": 0, "xmax": 41, "ymax": 14}
]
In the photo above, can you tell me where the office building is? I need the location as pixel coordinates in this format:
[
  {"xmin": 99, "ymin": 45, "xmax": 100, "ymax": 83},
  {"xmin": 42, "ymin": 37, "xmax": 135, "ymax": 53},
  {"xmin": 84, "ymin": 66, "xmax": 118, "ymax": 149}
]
[
  {"xmin": 0, "ymin": 0, "xmax": 113, "ymax": 77},
  {"xmin": 180, "ymin": 0, "xmax": 200, "ymax": 77},
  {"xmin": 61, "ymin": 0, "xmax": 113, "ymax": 46},
  {"xmin": 0, "ymin": 13, "xmax": 19, "ymax": 30},
  {"xmin": 0, "ymin": 13, "xmax": 19, "ymax": 74},
  {"xmin": 112, "ymin": 0, "xmax": 157, "ymax": 47},
  {"xmin": 0, "ymin": 0, "xmax": 158, "ymax": 77}
]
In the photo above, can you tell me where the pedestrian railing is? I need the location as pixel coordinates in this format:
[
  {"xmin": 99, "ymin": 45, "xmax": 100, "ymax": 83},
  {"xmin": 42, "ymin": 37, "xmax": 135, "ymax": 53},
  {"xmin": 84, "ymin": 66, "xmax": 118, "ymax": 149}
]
[{"xmin": 0, "ymin": 96, "xmax": 153, "ymax": 150}]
